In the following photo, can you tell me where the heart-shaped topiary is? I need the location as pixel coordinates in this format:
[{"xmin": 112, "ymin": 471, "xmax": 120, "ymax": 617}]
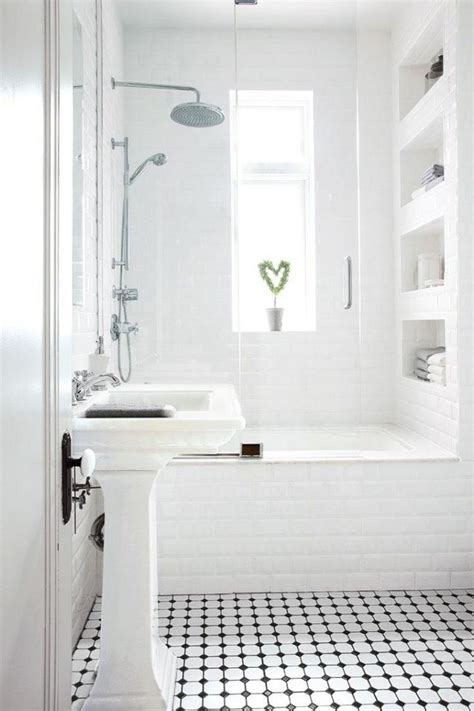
[{"xmin": 258, "ymin": 260, "xmax": 291, "ymax": 300}]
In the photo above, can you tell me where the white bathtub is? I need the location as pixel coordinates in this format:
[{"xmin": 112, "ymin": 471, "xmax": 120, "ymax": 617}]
[{"xmin": 219, "ymin": 424, "xmax": 454, "ymax": 461}]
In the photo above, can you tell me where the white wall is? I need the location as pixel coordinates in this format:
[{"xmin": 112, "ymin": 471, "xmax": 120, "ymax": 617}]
[
  {"xmin": 72, "ymin": 0, "xmax": 99, "ymax": 371},
  {"xmin": 392, "ymin": 0, "xmax": 461, "ymax": 453},
  {"xmin": 71, "ymin": 0, "xmax": 125, "ymax": 647},
  {"xmin": 123, "ymin": 28, "xmax": 394, "ymax": 427}
]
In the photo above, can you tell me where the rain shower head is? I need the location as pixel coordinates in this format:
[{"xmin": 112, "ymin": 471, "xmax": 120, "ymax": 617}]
[
  {"xmin": 170, "ymin": 101, "xmax": 225, "ymax": 128},
  {"xmin": 112, "ymin": 78, "xmax": 225, "ymax": 128},
  {"xmin": 129, "ymin": 152, "xmax": 167, "ymax": 184}
]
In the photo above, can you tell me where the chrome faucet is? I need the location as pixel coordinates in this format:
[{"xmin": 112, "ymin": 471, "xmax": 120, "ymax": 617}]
[{"xmin": 73, "ymin": 372, "xmax": 121, "ymax": 403}]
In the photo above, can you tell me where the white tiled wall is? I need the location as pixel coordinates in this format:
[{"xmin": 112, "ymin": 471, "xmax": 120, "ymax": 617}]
[
  {"xmin": 155, "ymin": 458, "xmax": 473, "ymax": 594},
  {"xmin": 71, "ymin": 0, "xmax": 100, "ymax": 646},
  {"xmin": 71, "ymin": 0, "xmax": 124, "ymax": 647},
  {"xmin": 72, "ymin": 0, "xmax": 99, "ymax": 372},
  {"xmin": 124, "ymin": 28, "xmax": 395, "ymax": 426},
  {"xmin": 392, "ymin": 0, "xmax": 462, "ymax": 454},
  {"xmin": 88, "ymin": 3, "xmax": 472, "ymax": 599}
]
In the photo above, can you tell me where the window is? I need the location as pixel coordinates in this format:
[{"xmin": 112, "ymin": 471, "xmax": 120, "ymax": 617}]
[{"xmin": 231, "ymin": 90, "xmax": 315, "ymax": 332}]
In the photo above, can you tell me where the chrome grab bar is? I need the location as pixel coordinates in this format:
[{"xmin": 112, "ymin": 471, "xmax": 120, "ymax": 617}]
[{"xmin": 343, "ymin": 256, "xmax": 352, "ymax": 310}]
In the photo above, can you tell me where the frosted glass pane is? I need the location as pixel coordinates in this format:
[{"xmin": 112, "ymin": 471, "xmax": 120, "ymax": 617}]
[
  {"xmin": 237, "ymin": 106, "xmax": 305, "ymax": 163},
  {"xmin": 237, "ymin": 181, "xmax": 313, "ymax": 331}
]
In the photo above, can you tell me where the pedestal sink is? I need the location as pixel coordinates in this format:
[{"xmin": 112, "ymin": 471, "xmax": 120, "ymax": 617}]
[{"xmin": 73, "ymin": 384, "xmax": 245, "ymax": 711}]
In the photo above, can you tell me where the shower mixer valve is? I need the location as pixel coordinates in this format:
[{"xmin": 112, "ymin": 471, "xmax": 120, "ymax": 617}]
[
  {"xmin": 110, "ymin": 313, "xmax": 139, "ymax": 341},
  {"xmin": 113, "ymin": 285, "xmax": 138, "ymax": 301}
]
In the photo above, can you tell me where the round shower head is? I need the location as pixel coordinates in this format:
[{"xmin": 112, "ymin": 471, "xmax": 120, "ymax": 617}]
[{"xmin": 170, "ymin": 101, "xmax": 225, "ymax": 128}]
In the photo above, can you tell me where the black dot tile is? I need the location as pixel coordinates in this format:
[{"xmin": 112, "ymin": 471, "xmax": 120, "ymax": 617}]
[{"xmin": 72, "ymin": 588, "xmax": 473, "ymax": 710}]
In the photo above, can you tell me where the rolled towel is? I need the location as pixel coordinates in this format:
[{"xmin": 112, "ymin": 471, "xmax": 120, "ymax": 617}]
[
  {"xmin": 416, "ymin": 358, "xmax": 429, "ymax": 372},
  {"xmin": 416, "ymin": 346, "xmax": 445, "ymax": 361},
  {"xmin": 428, "ymin": 364, "xmax": 446, "ymax": 376},
  {"xmin": 427, "ymin": 351, "xmax": 446, "ymax": 366},
  {"xmin": 415, "ymin": 368, "xmax": 430, "ymax": 381},
  {"xmin": 421, "ymin": 164, "xmax": 444, "ymax": 179},
  {"xmin": 428, "ymin": 372, "xmax": 446, "ymax": 385}
]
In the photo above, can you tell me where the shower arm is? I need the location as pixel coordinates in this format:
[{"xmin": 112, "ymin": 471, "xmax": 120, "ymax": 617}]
[{"xmin": 111, "ymin": 78, "xmax": 201, "ymax": 103}]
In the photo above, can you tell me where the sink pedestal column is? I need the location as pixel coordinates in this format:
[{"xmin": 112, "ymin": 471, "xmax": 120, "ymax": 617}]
[{"xmin": 83, "ymin": 463, "xmax": 176, "ymax": 711}]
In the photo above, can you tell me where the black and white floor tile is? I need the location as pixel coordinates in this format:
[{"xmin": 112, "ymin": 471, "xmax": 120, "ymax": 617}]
[{"xmin": 72, "ymin": 589, "xmax": 473, "ymax": 710}]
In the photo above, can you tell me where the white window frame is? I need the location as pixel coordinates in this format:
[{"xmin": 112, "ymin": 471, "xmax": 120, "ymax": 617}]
[{"xmin": 230, "ymin": 89, "xmax": 316, "ymax": 332}]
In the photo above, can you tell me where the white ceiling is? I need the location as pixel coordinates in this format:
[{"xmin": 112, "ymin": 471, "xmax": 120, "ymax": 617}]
[{"xmin": 116, "ymin": 0, "xmax": 406, "ymax": 31}]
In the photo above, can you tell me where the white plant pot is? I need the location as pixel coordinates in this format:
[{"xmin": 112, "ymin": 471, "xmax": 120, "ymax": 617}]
[{"xmin": 267, "ymin": 307, "xmax": 284, "ymax": 331}]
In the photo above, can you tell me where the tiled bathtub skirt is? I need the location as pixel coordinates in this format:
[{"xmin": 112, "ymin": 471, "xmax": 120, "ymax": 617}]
[{"xmin": 72, "ymin": 589, "xmax": 473, "ymax": 710}]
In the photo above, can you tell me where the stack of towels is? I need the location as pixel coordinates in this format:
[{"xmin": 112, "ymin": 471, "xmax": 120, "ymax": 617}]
[
  {"xmin": 415, "ymin": 347, "xmax": 446, "ymax": 384},
  {"xmin": 411, "ymin": 164, "xmax": 444, "ymax": 200},
  {"xmin": 421, "ymin": 163, "xmax": 444, "ymax": 189}
]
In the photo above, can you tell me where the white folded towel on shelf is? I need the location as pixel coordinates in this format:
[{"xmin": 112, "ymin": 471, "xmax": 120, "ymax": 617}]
[
  {"xmin": 428, "ymin": 364, "xmax": 446, "ymax": 376},
  {"xmin": 416, "ymin": 347, "xmax": 445, "ymax": 361},
  {"xmin": 428, "ymin": 372, "xmax": 446, "ymax": 385},
  {"xmin": 415, "ymin": 368, "xmax": 430, "ymax": 381},
  {"xmin": 416, "ymin": 358, "xmax": 429, "ymax": 372},
  {"xmin": 427, "ymin": 351, "xmax": 446, "ymax": 366}
]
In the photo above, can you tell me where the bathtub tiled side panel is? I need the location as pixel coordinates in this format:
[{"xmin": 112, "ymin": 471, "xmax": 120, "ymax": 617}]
[{"xmin": 156, "ymin": 460, "xmax": 473, "ymax": 594}]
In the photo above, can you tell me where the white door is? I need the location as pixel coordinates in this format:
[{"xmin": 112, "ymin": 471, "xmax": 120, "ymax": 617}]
[{"xmin": 0, "ymin": 0, "xmax": 73, "ymax": 709}]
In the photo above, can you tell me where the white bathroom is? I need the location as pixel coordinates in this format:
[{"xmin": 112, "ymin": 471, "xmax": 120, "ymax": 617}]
[{"xmin": 1, "ymin": 1, "xmax": 473, "ymax": 710}]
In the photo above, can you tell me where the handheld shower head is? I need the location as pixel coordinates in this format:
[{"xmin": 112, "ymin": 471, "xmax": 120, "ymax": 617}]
[
  {"xmin": 129, "ymin": 152, "xmax": 167, "ymax": 184},
  {"xmin": 151, "ymin": 153, "xmax": 167, "ymax": 166},
  {"xmin": 170, "ymin": 101, "xmax": 225, "ymax": 128}
]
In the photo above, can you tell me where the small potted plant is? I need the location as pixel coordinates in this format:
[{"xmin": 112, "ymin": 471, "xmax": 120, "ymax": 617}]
[{"xmin": 258, "ymin": 259, "xmax": 290, "ymax": 331}]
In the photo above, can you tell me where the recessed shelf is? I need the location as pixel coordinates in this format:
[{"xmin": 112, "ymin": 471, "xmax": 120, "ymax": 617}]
[
  {"xmin": 399, "ymin": 76, "xmax": 449, "ymax": 151},
  {"xmin": 402, "ymin": 374, "xmax": 448, "ymax": 390},
  {"xmin": 398, "ymin": 7, "xmax": 444, "ymax": 120},
  {"xmin": 400, "ymin": 216, "xmax": 444, "ymax": 293},
  {"xmin": 400, "ymin": 116, "xmax": 444, "ymax": 208},
  {"xmin": 399, "ymin": 181, "xmax": 445, "ymax": 235},
  {"xmin": 402, "ymin": 319, "xmax": 446, "ymax": 384}
]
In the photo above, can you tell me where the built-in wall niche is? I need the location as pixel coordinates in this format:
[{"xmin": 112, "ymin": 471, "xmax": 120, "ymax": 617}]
[
  {"xmin": 400, "ymin": 115, "xmax": 444, "ymax": 207},
  {"xmin": 399, "ymin": 49, "xmax": 444, "ymax": 120},
  {"xmin": 401, "ymin": 217, "xmax": 444, "ymax": 292},
  {"xmin": 402, "ymin": 319, "xmax": 445, "ymax": 383}
]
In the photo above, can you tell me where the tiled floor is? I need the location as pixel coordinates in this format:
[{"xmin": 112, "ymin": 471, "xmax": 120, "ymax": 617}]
[{"xmin": 72, "ymin": 589, "xmax": 473, "ymax": 710}]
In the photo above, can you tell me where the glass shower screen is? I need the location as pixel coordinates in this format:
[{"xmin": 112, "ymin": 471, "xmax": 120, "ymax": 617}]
[{"xmin": 233, "ymin": 0, "xmax": 363, "ymax": 456}]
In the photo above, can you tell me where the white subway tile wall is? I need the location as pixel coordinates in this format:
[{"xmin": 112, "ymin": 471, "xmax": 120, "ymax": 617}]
[
  {"xmin": 76, "ymin": 0, "xmax": 472, "ymax": 605},
  {"xmin": 124, "ymin": 28, "xmax": 394, "ymax": 426},
  {"xmin": 72, "ymin": 0, "xmax": 99, "ymax": 372},
  {"xmin": 153, "ymin": 459, "xmax": 473, "ymax": 595},
  {"xmin": 71, "ymin": 0, "xmax": 124, "ymax": 646},
  {"xmin": 392, "ymin": 0, "xmax": 465, "ymax": 454}
]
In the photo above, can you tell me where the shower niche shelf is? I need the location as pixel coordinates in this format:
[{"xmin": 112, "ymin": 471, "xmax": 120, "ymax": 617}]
[
  {"xmin": 398, "ymin": 7, "xmax": 444, "ymax": 120},
  {"xmin": 400, "ymin": 179, "xmax": 445, "ymax": 235},
  {"xmin": 400, "ymin": 216, "xmax": 444, "ymax": 295},
  {"xmin": 399, "ymin": 115, "xmax": 444, "ymax": 208},
  {"xmin": 399, "ymin": 75, "xmax": 448, "ymax": 148},
  {"xmin": 402, "ymin": 318, "xmax": 446, "ymax": 385}
]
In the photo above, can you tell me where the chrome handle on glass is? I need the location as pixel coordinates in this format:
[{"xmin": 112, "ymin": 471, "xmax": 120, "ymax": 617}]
[{"xmin": 343, "ymin": 256, "xmax": 352, "ymax": 310}]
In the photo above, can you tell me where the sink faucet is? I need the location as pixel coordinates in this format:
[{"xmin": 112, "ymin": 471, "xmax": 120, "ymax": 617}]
[{"xmin": 73, "ymin": 372, "xmax": 121, "ymax": 403}]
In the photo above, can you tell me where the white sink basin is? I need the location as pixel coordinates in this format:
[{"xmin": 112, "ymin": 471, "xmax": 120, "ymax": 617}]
[
  {"xmin": 74, "ymin": 383, "xmax": 244, "ymax": 467},
  {"xmin": 73, "ymin": 383, "xmax": 244, "ymax": 711}
]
